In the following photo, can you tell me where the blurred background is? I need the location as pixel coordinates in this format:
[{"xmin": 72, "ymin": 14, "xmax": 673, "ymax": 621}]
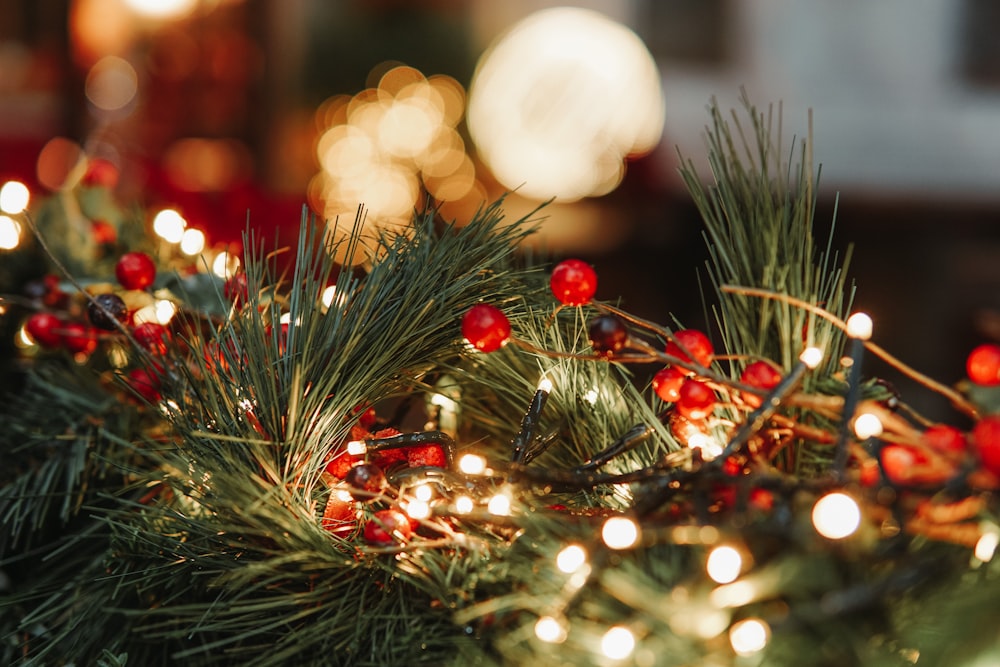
[{"xmin": 2, "ymin": 0, "xmax": 1000, "ymax": 418}]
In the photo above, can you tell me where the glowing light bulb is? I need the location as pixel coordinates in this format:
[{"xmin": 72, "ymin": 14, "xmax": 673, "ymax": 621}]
[
  {"xmin": 688, "ymin": 433, "xmax": 724, "ymax": 461},
  {"xmin": 601, "ymin": 626, "xmax": 636, "ymax": 661},
  {"xmin": 321, "ymin": 285, "xmax": 339, "ymax": 309},
  {"xmin": 180, "ymin": 228, "xmax": 205, "ymax": 256},
  {"xmin": 812, "ymin": 492, "xmax": 861, "ymax": 539},
  {"xmin": 975, "ymin": 531, "xmax": 999, "ymax": 563},
  {"xmin": 556, "ymin": 544, "xmax": 587, "ymax": 574},
  {"xmin": 154, "ymin": 300, "xmax": 177, "ymax": 325},
  {"xmin": 537, "ymin": 377, "xmax": 553, "ymax": 393},
  {"xmin": 706, "ymin": 545, "xmax": 743, "ymax": 584},
  {"xmin": 212, "ymin": 251, "xmax": 240, "ymax": 279},
  {"xmin": 583, "ymin": 388, "xmax": 599, "ymax": 405},
  {"xmin": 0, "ymin": 181, "xmax": 30, "ymax": 214},
  {"xmin": 800, "ymin": 346, "xmax": 824, "ymax": 369},
  {"xmin": 335, "ymin": 488, "xmax": 354, "ymax": 503},
  {"xmin": 405, "ymin": 499, "xmax": 431, "ymax": 520},
  {"xmin": 430, "ymin": 392, "xmax": 458, "ymax": 413},
  {"xmin": 853, "ymin": 412, "xmax": 883, "ymax": 439},
  {"xmin": 459, "ymin": 453, "xmax": 487, "ymax": 475},
  {"xmin": 0, "ymin": 216, "xmax": 21, "ymax": 250},
  {"xmin": 487, "ymin": 493, "xmax": 511, "ymax": 516},
  {"xmin": 601, "ymin": 516, "xmax": 639, "ymax": 550},
  {"xmin": 846, "ymin": 312, "xmax": 873, "ymax": 341},
  {"xmin": 454, "ymin": 495, "xmax": 474, "ymax": 514},
  {"xmin": 123, "ymin": 0, "xmax": 197, "ymax": 19},
  {"xmin": 346, "ymin": 440, "xmax": 367, "ymax": 456},
  {"xmin": 153, "ymin": 209, "xmax": 186, "ymax": 243},
  {"xmin": 729, "ymin": 618, "xmax": 770, "ymax": 656},
  {"xmin": 534, "ymin": 616, "xmax": 567, "ymax": 644},
  {"xmin": 413, "ymin": 483, "xmax": 433, "ymax": 502}
]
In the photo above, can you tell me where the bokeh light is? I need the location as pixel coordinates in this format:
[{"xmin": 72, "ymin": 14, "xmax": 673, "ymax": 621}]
[
  {"xmin": 0, "ymin": 181, "xmax": 30, "ymax": 214},
  {"xmin": 601, "ymin": 626, "xmax": 636, "ymax": 661},
  {"xmin": 85, "ymin": 56, "xmax": 138, "ymax": 112},
  {"xmin": 0, "ymin": 216, "xmax": 22, "ymax": 250},
  {"xmin": 123, "ymin": 0, "xmax": 198, "ymax": 20},
  {"xmin": 212, "ymin": 251, "xmax": 240, "ymax": 279},
  {"xmin": 467, "ymin": 7, "xmax": 664, "ymax": 201},
  {"xmin": 36, "ymin": 137, "xmax": 85, "ymax": 191},
  {"xmin": 602, "ymin": 516, "xmax": 639, "ymax": 550},
  {"xmin": 812, "ymin": 492, "xmax": 861, "ymax": 540},
  {"xmin": 729, "ymin": 618, "xmax": 770, "ymax": 656},
  {"xmin": 534, "ymin": 616, "xmax": 567, "ymax": 644},
  {"xmin": 153, "ymin": 208, "xmax": 187, "ymax": 243},
  {"xmin": 180, "ymin": 228, "xmax": 206, "ymax": 256},
  {"xmin": 556, "ymin": 544, "xmax": 587, "ymax": 574},
  {"xmin": 706, "ymin": 545, "xmax": 743, "ymax": 584}
]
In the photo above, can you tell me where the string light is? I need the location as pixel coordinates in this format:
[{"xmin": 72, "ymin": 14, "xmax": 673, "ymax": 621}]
[
  {"xmin": 601, "ymin": 516, "xmax": 639, "ymax": 550},
  {"xmin": 706, "ymin": 545, "xmax": 743, "ymax": 584},
  {"xmin": 729, "ymin": 618, "xmax": 770, "ymax": 656},
  {"xmin": 537, "ymin": 377, "xmax": 553, "ymax": 393},
  {"xmin": 458, "ymin": 453, "xmax": 487, "ymax": 475},
  {"xmin": 212, "ymin": 251, "xmax": 240, "ymax": 279},
  {"xmin": 800, "ymin": 346, "xmax": 824, "ymax": 369},
  {"xmin": 533, "ymin": 616, "xmax": 567, "ymax": 644},
  {"xmin": 812, "ymin": 492, "xmax": 861, "ymax": 539},
  {"xmin": 404, "ymin": 499, "xmax": 431, "ymax": 520},
  {"xmin": 487, "ymin": 493, "xmax": 511, "ymax": 516},
  {"xmin": 412, "ymin": 483, "xmax": 433, "ymax": 503},
  {"xmin": 974, "ymin": 530, "xmax": 999, "ymax": 563},
  {"xmin": 153, "ymin": 209, "xmax": 186, "ymax": 243},
  {"xmin": 346, "ymin": 440, "xmax": 367, "ymax": 456},
  {"xmin": 180, "ymin": 228, "xmax": 205, "ymax": 256},
  {"xmin": 0, "ymin": 216, "xmax": 21, "ymax": 250},
  {"xmin": 454, "ymin": 495, "xmax": 474, "ymax": 514},
  {"xmin": 853, "ymin": 412, "xmax": 883, "ymax": 439},
  {"xmin": 555, "ymin": 544, "xmax": 588, "ymax": 574},
  {"xmin": 688, "ymin": 432, "xmax": 724, "ymax": 461},
  {"xmin": 600, "ymin": 625, "xmax": 636, "ymax": 661},
  {"xmin": 845, "ymin": 312, "xmax": 874, "ymax": 341},
  {"xmin": 583, "ymin": 388, "xmax": 599, "ymax": 405},
  {"xmin": 0, "ymin": 180, "xmax": 30, "ymax": 214}
]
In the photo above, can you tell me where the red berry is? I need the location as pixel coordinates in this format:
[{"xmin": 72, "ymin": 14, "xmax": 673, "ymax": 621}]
[
  {"xmin": 25, "ymin": 312, "xmax": 63, "ymax": 348},
  {"xmin": 722, "ymin": 456, "xmax": 743, "ymax": 476},
  {"xmin": 354, "ymin": 404, "xmax": 377, "ymax": 430},
  {"xmin": 972, "ymin": 415, "xmax": 1000, "ymax": 477},
  {"xmin": 588, "ymin": 314, "xmax": 628, "ymax": 357},
  {"xmin": 61, "ymin": 322, "xmax": 98, "ymax": 354},
  {"xmin": 740, "ymin": 360, "xmax": 783, "ymax": 408},
  {"xmin": 462, "ymin": 304, "xmax": 510, "ymax": 353},
  {"xmin": 676, "ymin": 378, "xmax": 716, "ymax": 420},
  {"xmin": 83, "ymin": 158, "xmax": 119, "ymax": 188},
  {"xmin": 133, "ymin": 322, "xmax": 170, "ymax": 354},
  {"xmin": 115, "ymin": 252, "xmax": 156, "ymax": 290},
  {"xmin": 91, "ymin": 219, "xmax": 117, "ymax": 245},
  {"xmin": 363, "ymin": 509, "xmax": 412, "ymax": 545},
  {"xmin": 407, "ymin": 444, "xmax": 447, "ymax": 469},
  {"xmin": 652, "ymin": 366, "xmax": 685, "ymax": 403},
  {"xmin": 749, "ymin": 488, "xmax": 774, "ymax": 511},
  {"xmin": 550, "ymin": 258, "xmax": 597, "ymax": 306},
  {"xmin": 858, "ymin": 459, "xmax": 881, "ymax": 487},
  {"xmin": 880, "ymin": 445, "xmax": 923, "ymax": 484},
  {"xmin": 922, "ymin": 424, "xmax": 966, "ymax": 455},
  {"xmin": 966, "ymin": 344, "xmax": 1000, "ymax": 386},
  {"xmin": 344, "ymin": 463, "xmax": 387, "ymax": 501},
  {"xmin": 665, "ymin": 329, "xmax": 713, "ymax": 368},
  {"xmin": 128, "ymin": 367, "xmax": 162, "ymax": 403}
]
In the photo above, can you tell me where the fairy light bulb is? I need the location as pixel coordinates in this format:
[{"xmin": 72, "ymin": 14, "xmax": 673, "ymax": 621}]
[
  {"xmin": 0, "ymin": 180, "xmax": 30, "ymax": 214},
  {"xmin": 583, "ymin": 388, "xmax": 599, "ymax": 405},
  {"xmin": 975, "ymin": 531, "xmax": 999, "ymax": 563},
  {"xmin": 0, "ymin": 216, "xmax": 21, "ymax": 250},
  {"xmin": 454, "ymin": 495, "xmax": 474, "ymax": 514},
  {"xmin": 212, "ymin": 251, "xmax": 240, "ymax": 279},
  {"xmin": 534, "ymin": 616, "xmax": 567, "ymax": 644},
  {"xmin": 180, "ymin": 228, "xmax": 205, "ymax": 256},
  {"xmin": 487, "ymin": 492, "xmax": 511, "ymax": 516},
  {"xmin": 405, "ymin": 499, "xmax": 431, "ymax": 520},
  {"xmin": 321, "ymin": 285, "xmax": 339, "ymax": 309},
  {"xmin": 153, "ymin": 209, "xmax": 186, "ymax": 243},
  {"xmin": 335, "ymin": 488, "xmax": 354, "ymax": 503},
  {"xmin": 601, "ymin": 516, "xmax": 639, "ymax": 550},
  {"xmin": 537, "ymin": 377, "xmax": 553, "ymax": 393},
  {"xmin": 846, "ymin": 312, "xmax": 873, "ymax": 341},
  {"xmin": 800, "ymin": 346, "xmax": 824, "ymax": 369},
  {"xmin": 413, "ymin": 483, "xmax": 433, "ymax": 502},
  {"xmin": 729, "ymin": 618, "xmax": 770, "ymax": 656},
  {"xmin": 458, "ymin": 453, "xmax": 487, "ymax": 475},
  {"xmin": 706, "ymin": 545, "xmax": 743, "ymax": 584},
  {"xmin": 688, "ymin": 432, "xmax": 724, "ymax": 461},
  {"xmin": 812, "ymin": 492, "xmax": 861, "ymax": 539},
  {"xmin": 853, "ymin": 412, "xmax": 883, "ymax": 439},
  {"xmin": 556, "ymin": 544, "xmax": 587, "ymax": 573},
  {"xmin": 346, "ymin": 440, "xmax": 367, "ymax": 456},
  {"xmin": 601, "ymin": 626, "xmax": 636, "ymax": 661}
]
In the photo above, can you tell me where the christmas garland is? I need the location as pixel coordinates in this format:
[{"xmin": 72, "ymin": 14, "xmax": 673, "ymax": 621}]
[{"xmin": 2, "ymin": 98, "xmax": 999, "ymax": 667}]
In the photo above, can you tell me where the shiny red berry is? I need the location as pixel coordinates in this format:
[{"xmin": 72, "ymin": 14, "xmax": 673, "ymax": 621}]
[
  {"xmin": 61, "ymin": 322, "xmax": 98, "ymax": 354},
  {"xmin": 363, "ymin": 509, "xmax": 412, "ymax": 545},
  {"xmin": 588, "ymin": 314, "xmax": 628, "ymax": 357},
  {"xmin": 462, "ymin": 304, "xmax": 511, "ymax": 352},
  {"xmin": 128, "ymin": 367, "xmax": 162, "ymax": 403},
  {"xmin": 115, "ymin": 252, "xmax": 156, "ymax": 290},
  {"xmin": 25, "ymin": 312, "xmax": 63, "ymax": 348},
  {"xmin": 972, "ymin": 415, "xmax": 1000, "ymax": 477},
  {"xmin": 665, "ymin": 329, "xmax": 713, "ymax": 368},
  {"xmin": 550, "ymin": 258, "xmax": 597, "ymax": 306},
  {"xmin": 740, "ymin": 360, "xmax": 783, "ymax": 408},
  {"xmin": 880, "ymin": 445, "xmax": 922, "ymax": 485},
  {"xmin": 676, "ymin": 378, "xmax": 716, "ymax": 420},
  {"xmin": 966, "ymin": 344, "xmax": 1000, "ymax": 386},
  {"xmin": 133, "ymin": 322, "xmax": 170, "ymax": 354},
  {"xmin": 91, "ymin": 219, "xmax": 117, "ymax": 245},
  {"xmin": 922, "ymin": 424, "xmax": 966, "ymax": 455},
  {"xmin": 652, "ymin": 366, "xmax": 685, "ymax": 402}
]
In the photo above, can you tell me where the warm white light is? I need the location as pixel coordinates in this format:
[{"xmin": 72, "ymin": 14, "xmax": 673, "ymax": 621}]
[
  {"xmin": 975, "ymin": 531, "xmax": 999, "ymax": 563},
  {"xmin": 321, "ymin": 285, "xmax": 339, "ymax": 309},
  {"xmin": 180, "ymin": 228, "xmax": 205, "ymax": 256},
  {"xmin": 454, "ymin": 495, "xmax": 474, "ymax": 514},
  {"xmin": 459, "ymin": 453, "xmax": 487, "ymax": 475},
  {"xmin": 556, "ymin": 544, "xmax": 587, "ymax": 574},
  {"xmin": 413, "ymin": 483, "xmax": 433, "ymax": 502},
  {"xmin": 212, "ymin": 251, "xmax": 240, "ymax": 279},
  {"xmin": 853, "ymin": 412, "xmax": 883, "ymax": 439},
  {"xmin": 0, "ymin": 216, "xmax": 21, "ymax": 250},
  {"xmin": 583, "ymin": 388, "xmax": 599, "ymax": 405},
  {"xmin": 729, "ymin": 618, "xmax": 770, "ymax": 656},
  {"xmin": 534, "ymin": 616, "xmax": 567, "ymax": 644},
  {"xmin": 602, "ymin": 516, "xmax": 639, "ymax": 550},
  {"xmin": 812, "ymin": 492, "xmax": 861, "ymax": 539},
  {"xmin": 688, "ymin": 433, "xmax": 724, "ymax": 461},
  {"xmin": 153, "ymin": 209, "xmax": 186, "ymax": 243},
  {"xmin": 537, "ymin": 377, "xmax": 553, "ymax": 393},
  {"xmin": 706, "ymin": 545, "xmax": 743, "ymax": 584},
  {"xmin": 404, "ymin": 499, "xmax": 431, "ymax": 520},
  {"xmin": 430, "ymin": 392, "xmax": 458, "ymax": 413},
  {"xmin": 468, "ymin": 7, "xmax": 664, "ymax": 201},
  {"xmin": 846, "ymin": 312, "xmax": 873, "ymax": 341},
  {"xmin": 123, "ymin": 0, "xmax": 198, "ymax": 20},
  {"xmin": 346, "ymin": 440, "xmax": 367, "ymax": 456},
  {"xmin": 85, "ymin": 56, "xmax": 138, "ymax": 112},
  {"xmin": 0, "ymin": 181, "xmax": 30, "ymax": 214},
  {"xmin": 154, "ymin": 300, "xmax": 177, "ymax": 324},
  {"xmin": 335, "ymin": 488, "xmax": 354, "ymax": 503},
  {"xmin": 487, "ymin": 493, "xmax": 511, "ymax": 516},
  {"xmin": 709, "ymin": 580, "xmax": 757, "ymax": 608},
  {"xmin": 600, "ymin": 625, "xmax": 636, "ymax": 661},
  {"xmin": 800, "ymin": 346, "xmax": 824, "ymax": 369}
]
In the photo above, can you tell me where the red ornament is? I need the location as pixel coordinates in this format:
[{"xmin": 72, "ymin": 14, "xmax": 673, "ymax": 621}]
[
  {"xmin": 128, "ymin": 367, "xmax": 162, "ymax": 403},
  {"xmin": 652, "ymin": 366, "xmax": 685, "ymax": 403},
  {"xmin": 550, "ymin": 258, "xmax": 598, "ymax": 306},
  {"xmin": 676, "ymin": 378, "xmax": 716, "ymax": 420},
  {"xmin": 972, "ymin": 415, "xmax": 1000, "ymax": 477},
  {"xmin": 739, "ymin": 360, "xmax": 783, "ymax": 408},
  {"xmin": 588, "ymin": 314, "xmax": 629, "ymax": 357},
  {"xmin": 115, "ymin": 252, "xmax": 156, "ymax": 290},
  {"xmin": 25, "ymin": 312, "xmax": 63, "ymax": 348},
  {"xmin": 91, "ymin": 219, "xmax": 117, "ymax": 245},
  {"xmin": 922, "ymin": 424, "xmax": 966, "ymax": 456},
  {"xmin": 344, "ymin": 463, "xmax": 387, "ymax": 501},
  {"xmin": 407, "ymin": 444, "xmax": 447, "ymax": 469},
  {"xmin": 462, "ymin": 304, "xmax": 511, "ymax": 352},
  {"xmin": 133, "ymin": 322, "xmax": 170, "ymax": 355},
  {"xmin": 665, "ymin": 329, "xmax": 714, "ymax": 368},
  {"xmin": 966, "ymin": 344, "xmax": 1000, "ymax": 386},
  {"xmin": 61, "ymin": 322, "xmax": 98, "ymax": 355},
  {"xmin": 363, "ymin": 509, "xmax": 412, "ymax": 545}
]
